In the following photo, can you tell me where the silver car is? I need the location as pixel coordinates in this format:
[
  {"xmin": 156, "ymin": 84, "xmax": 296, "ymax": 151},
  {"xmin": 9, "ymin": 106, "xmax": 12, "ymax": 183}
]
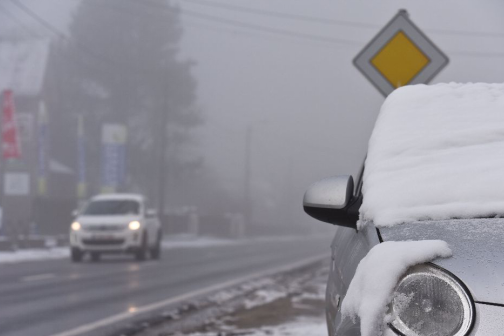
[
  {"xmin": 303, "ymin": 173, "xmax": 504, "ymax": 336},
  {"xmin": 70, "ymin": 193, "xmax": 162, "ymax": 262}
]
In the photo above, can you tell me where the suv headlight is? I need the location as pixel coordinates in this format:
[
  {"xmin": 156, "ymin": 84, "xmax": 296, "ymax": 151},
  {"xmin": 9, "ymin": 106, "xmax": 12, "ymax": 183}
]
[
  {"xmin": 128, "ymin": 221, "xmax": 141, "ymax": 230},
  {"xmin": 71, "ymin": 222, "xmax": 81, "ymax": 231},
  {"xmin": 389, "ymin": 263, "xmax": 474, "ymax": 336}
]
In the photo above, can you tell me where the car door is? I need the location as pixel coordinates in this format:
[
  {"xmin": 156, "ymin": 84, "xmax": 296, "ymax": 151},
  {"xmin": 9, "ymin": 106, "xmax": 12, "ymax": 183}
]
[
  {"xmin": 325, "ymin": 164, "xmax": 380, "ymax": 335},
  {"xmin": 326, "ymin": 223, "xmax": 380, "ymax": 336}
]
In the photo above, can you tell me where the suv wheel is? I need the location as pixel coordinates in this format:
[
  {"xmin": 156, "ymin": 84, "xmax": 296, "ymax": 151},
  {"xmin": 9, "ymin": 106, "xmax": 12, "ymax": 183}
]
[{"xmin": 71, "ymin": 248, "xmax": 83, "ymax": 262}]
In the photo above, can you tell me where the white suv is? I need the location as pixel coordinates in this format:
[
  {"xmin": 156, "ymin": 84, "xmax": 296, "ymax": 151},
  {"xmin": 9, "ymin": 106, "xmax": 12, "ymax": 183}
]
[{"xmin": 69, "ymin": 194, "xmax": 162, "ymax": 262}]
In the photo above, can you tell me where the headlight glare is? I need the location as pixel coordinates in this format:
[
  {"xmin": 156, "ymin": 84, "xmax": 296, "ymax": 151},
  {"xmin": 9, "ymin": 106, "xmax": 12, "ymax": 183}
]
[
  {"xmin": 128, "ymin": 221, "xmax": 141, "ymax": 230},
  {"xmin": 389, "ymin": 264, "xmax": 474, "ymax": 336},
  {"xmin": 71, "ymin": 222, "xmax": 81, "ymax": 231}
]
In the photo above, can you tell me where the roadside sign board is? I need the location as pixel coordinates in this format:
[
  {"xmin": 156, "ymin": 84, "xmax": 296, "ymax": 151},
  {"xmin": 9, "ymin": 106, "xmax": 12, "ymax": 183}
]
[
  {"xmin": 4, "ymin": 172, "xmax": 30, "ymax": 196},
  {"xmin": 16, "ymin": 113, "xmax": 33, "ymax": 142},
  {"xmin": 353, "ymin": 10, "xmax": 449, "ymax": 96},
  {"xmin": 101, "ymin": 124, "xmax": 127, "ymax": 193},
  {"xmin": 2, "ymin": 90, "xmax": 21, "ymax": 159}
]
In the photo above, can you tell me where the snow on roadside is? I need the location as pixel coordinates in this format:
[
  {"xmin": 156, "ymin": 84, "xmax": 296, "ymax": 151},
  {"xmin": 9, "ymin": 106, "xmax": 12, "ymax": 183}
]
[
  {"xmin": 243, "ymin": 287, "xmax": 288, "ymax": 309},
  {"xmin": 341, "ymin": 240, "xmax": 452, "ymax": 336},
  {"xmin": 177, "ymin": 264, "xmax": 329, "ymax": 336},
  {"xmin": 161, "ymin": 234, "xmax": 315, "ymax": 249},
  {"xmin": 188, "ymin": 317, "xmax": 327, "ymax": 336},
  {"xmin": 0, "ymin": 247, "xmax": 69, "ymax": 264},
  {"xmin": 161, "ymin": 234, "xmax": 239, "ymax": 249},
  {"xmin": 0, "ymin": 234, "xmax": 316, "ymax": 264}
]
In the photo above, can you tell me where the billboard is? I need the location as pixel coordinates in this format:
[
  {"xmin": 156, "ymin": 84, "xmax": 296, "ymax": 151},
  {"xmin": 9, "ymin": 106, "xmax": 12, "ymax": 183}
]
[
  {"xmin": 101, "ymin": 124, "xmax": 127, "ymax": 193},
  {"xmin": 2, "ymin": 90, "xmax": 20, "ymax": 159}
]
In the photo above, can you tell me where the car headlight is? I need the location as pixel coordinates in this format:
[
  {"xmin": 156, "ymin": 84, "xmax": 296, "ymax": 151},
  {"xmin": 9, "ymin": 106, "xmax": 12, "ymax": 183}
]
[
  {"xmin": 128, "ymin": 221, "xmax": 141, "ymax": 230},
  {"xmin": 388, "ymin": 263, "xmax": 474, "ymax": 336},
  {"xmin": 71, "ymin": 222, "xmax": 81, "ymax": 231}
]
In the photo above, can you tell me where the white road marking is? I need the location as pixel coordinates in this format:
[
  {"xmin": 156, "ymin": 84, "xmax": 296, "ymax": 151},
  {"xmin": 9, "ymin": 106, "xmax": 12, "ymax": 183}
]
[
  {"xmin": 50, "ymin": 253, "xmax": 328, "ymax": 336},
  {"xmin": 21, "ymin": 273, "xmax": 56, "ymax": 282}
]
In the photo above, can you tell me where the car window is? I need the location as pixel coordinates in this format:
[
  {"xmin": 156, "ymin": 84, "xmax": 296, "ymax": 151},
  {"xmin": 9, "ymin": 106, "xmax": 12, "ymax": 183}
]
[{"xmin": 82, "ymin": 200, "xmax": 140, "ymax": 216}]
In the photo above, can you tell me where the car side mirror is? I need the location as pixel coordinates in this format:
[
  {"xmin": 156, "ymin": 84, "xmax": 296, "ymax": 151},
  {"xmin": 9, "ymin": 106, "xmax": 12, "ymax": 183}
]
[
  {"xmin": 72, "ymin": 209, "xmax": 79, "ymax": 217},
  {"xmin": 146, "ymin": 209, "xmax": 157, "ymax": 218},
  {"xmin": 303, "ymin": 175, "xmax": 360, "ymax": 229}
]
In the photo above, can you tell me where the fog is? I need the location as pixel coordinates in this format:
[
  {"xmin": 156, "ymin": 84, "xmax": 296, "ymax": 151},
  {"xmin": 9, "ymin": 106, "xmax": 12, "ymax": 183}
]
[{"xmin": 0, "ymin": 0, "xmax": 503, "ymax": 237}]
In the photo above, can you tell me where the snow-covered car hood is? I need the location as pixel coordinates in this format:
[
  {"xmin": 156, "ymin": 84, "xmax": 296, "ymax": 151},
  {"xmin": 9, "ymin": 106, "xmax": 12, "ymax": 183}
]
[
  {"xmin": 76, "ymin": 215, "xmax": 140, "ymax": 226},
  {"xmin": 380, "ymin": 218, "xmax": 504, "ymax": 305}
]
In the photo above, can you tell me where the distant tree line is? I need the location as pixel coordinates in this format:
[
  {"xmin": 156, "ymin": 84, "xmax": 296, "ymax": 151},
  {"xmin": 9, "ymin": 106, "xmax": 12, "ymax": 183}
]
[{"xmin": 51, "ymin": 0, "xmax": 202, "ymax": 210}]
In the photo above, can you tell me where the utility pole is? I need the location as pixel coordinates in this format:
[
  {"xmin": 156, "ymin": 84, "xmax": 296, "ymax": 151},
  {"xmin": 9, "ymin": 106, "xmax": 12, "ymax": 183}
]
[{"xmin": 157, "ymin": 77, "xmax": 169, "ymax": 216}]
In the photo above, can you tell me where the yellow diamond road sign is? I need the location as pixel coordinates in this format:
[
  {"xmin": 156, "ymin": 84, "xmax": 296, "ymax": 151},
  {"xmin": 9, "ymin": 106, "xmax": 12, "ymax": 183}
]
[{"xmin": 354, "ymin": 10, "xmax": 448, "ymax": 96}]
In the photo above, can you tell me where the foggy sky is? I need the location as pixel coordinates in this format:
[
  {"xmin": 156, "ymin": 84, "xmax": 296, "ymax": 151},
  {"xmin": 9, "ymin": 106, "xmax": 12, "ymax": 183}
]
[
  {"xmin": 2, "ymin": 0, "xmax": 504, "ymax": 226},
  {"xmin": 177, "ymin": 0, "xmax": 504, "ymax": 224}
]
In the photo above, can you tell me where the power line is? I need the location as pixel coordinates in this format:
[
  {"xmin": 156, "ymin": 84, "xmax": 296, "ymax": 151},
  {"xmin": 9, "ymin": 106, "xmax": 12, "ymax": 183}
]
[
  {"xmin": 427, "ymin": 28, "xmax": 504, "ymax": 39},
  {"xmin": 122, "ymin": 0, "xmax": 504, "ymax": 57},
  {"xmin": 449, "ymin": 50, "xmax": 504, "ymax": 58},
  {"xmin": 10, "ymin": 0, "xmax": 65, "ymax": 39},
  {"xmin": 180, "ymin": 0, "xmax": 377, "ymax": 29},
  {"xmin": 180, "ymin": 0, "xmax": 504, "ymax": 39},
  {"xmin": 102, "ymin": 0, "xmax": 361, "ymax": 47},
  {"xmin": 180, "ymin": 7, "xmax": 361, "ymax": 46},
  {"xmin": 9, "ymin": 0, "xmax": 504, "ymax": 63},
  {"xmin": 9, "ymin": 0, "xmax": 147, "ymax": 74},
  {"xmin": 0, "ymin": 2, "xmax": 43, "ymax": 38},
  {"xmin": 181, "ymin": 19, "xmax": 350, "ymax": 51},
  {"xmin": 82, "ymin": 0, "xmax": 504, "ymax": 57}
]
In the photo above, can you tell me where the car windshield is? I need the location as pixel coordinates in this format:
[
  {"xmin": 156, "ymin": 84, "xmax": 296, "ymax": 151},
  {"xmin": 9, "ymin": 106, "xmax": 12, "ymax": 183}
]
[{"xmin": 82, "ymin": 200, "xmax": 140, "ymax": 216}]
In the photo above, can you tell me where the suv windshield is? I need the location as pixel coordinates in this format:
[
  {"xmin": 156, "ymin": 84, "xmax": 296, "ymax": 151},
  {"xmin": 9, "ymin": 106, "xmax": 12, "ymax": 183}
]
[{"xmin": 82, "ymin": 200, "xmax": 140, "ymax": 216}]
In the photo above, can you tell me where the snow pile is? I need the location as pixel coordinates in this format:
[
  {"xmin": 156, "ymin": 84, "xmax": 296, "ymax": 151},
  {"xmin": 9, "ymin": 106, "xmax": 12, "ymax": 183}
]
[
  {"xmin": 188, "ymin": 317, "xmax": 327, "ymax": 336},
  {"xmin": 244, "ymin": 288, "xmax": 288, "ymax": 309},
  {"xmin": 341, "ymin": 240, "xmax": 452, "ymax": 336},
  {"xmin": 0, "ymin": 247, "xmax": 69, "ymax": 264},
  {"xmin": 161, "ymin": 234, "xmax": 313, "ymax": 249},
  {"xmin": 361, "ymin": 83, "xmax": 504, "ymax": 227},
  {"xmin": 161, "ymin": 235, "xmax": 240, "ymax": 249}
]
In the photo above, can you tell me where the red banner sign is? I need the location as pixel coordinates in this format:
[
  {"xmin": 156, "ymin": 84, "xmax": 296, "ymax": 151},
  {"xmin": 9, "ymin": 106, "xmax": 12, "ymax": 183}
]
[{"xmin": 2, "ymin": 90, "xmax": 21, "ymax": 159}]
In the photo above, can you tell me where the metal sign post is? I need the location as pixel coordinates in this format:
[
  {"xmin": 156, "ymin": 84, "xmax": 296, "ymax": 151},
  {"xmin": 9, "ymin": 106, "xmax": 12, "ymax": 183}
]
[{"xmin": 353, "ymin": 10, "xmax": 449, "ymax": 96}]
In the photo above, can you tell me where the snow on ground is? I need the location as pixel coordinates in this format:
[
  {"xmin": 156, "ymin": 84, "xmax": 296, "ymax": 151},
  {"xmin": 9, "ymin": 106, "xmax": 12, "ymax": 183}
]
[
  {"xmin": 161, "ymin": 234, "xmax": 314, "ymax": 249},
  {"xmin": 188, "ymin": 317, "xmax": 327, "ymax": 336},
  {"xmin": 341, "ymin": 240, "xmax": 452, "ymax": 336},
  {"xmin": 161, "ymin": 234, "xmax": 240, "ymax": 249},
  {"xmin": 0, "ymin": 247, "xmax": 69, "ymax": 264},
  {"xmin": 149, "ymin": 262, "xmax": 329, "ymax": 336},
  {"xmin": 243, "ymin": 287, "xmax": 289, "ymax": 309},
  {"xmin": 0, "ymin": 234, "xmax": 313, "ymax": 264},
  {"xmin": 361, "ymin": 83, "xmax": 504, "ymax": 227}
]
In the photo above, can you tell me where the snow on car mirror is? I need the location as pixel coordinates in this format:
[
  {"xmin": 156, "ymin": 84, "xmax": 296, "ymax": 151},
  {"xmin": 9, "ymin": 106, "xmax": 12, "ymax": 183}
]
[{"xmin": 303, "ymin": 175, "xmax": 359, "ymax": 228}]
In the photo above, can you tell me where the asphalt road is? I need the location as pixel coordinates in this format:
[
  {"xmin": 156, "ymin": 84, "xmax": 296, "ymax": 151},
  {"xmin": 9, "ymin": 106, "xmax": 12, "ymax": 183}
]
[{"xmin": 0, "ymin": 236, "xmax": 331, "ymax": 336}]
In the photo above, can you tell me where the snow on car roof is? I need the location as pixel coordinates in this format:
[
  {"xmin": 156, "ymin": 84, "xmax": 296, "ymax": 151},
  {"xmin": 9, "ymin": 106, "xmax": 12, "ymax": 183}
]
[
  {"xmin": 91, "ymin": 193, "xmax": 144, "ymax": 202},
  {"xmin": 360, "ymin": 83, "xmax": 504, "ymax": 227}
]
